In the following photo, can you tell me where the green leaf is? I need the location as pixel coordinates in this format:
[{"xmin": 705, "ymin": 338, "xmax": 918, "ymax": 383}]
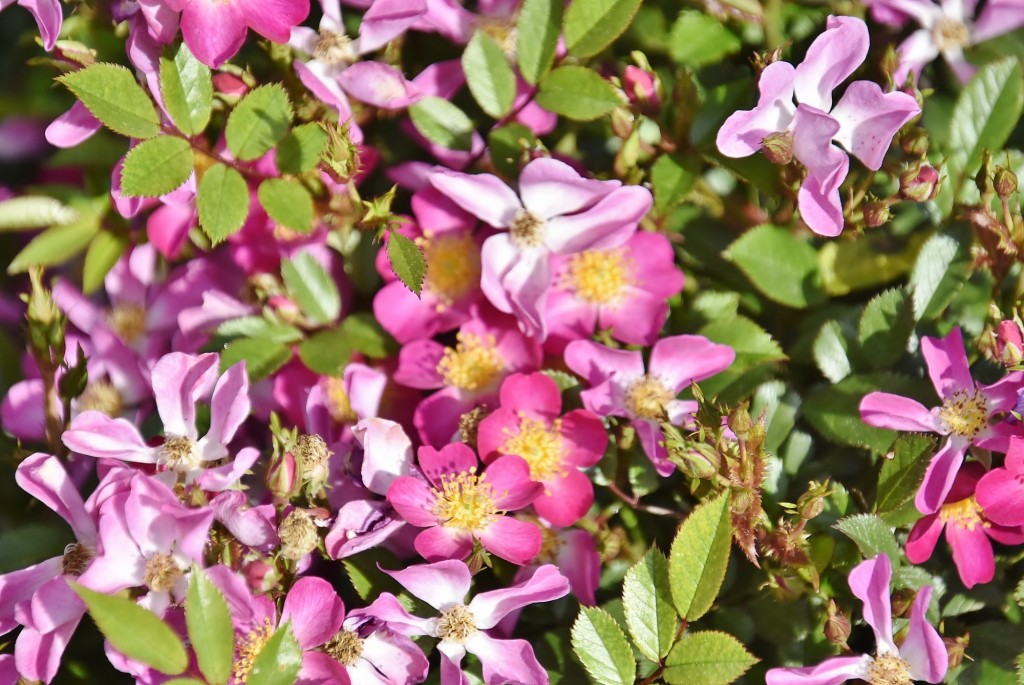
[
  {"xmin": 662, "ymin": 631, "xmax": 759, "ymax": 685},
  {"xmin": 564, "ymin": 0, "xmax": 642, "ymax": 58},
  {"xmin": 247, "ymin": 622, "xmax": 303, "ymax": 685},
  {"xmin": 72, "ymin": 584, "xmax": 188, "ymax": 675},
  {"xmin": 281, "ymin": 251, "xmax": 341, "ymax": 325},
  {"xmin": 858, "ymin": 289, "xmax": 915, "ymax": 370},
  {"xmin": 623, "ymin": 548, "xmax": 677, "ymax": 662},
  {"xmin": 536, "ymin": 66, "xmax": 622, "ymax": 121},
  {"xmin": 186, "ymin": 569, "xmax": 234, "ymax": 685},
  {"xmin": 724, "ymin": 224, "xmax": 825, "ymax": 308},
  {"xmin": 819, "ymin": 232, "xmax": 920, "ymax": 296},
  {"xmin": 220, "ymin": 338, "xmax": 292, "ymax": 382},
  {"xmin": 121, "ymin": 136, "xmax": 195, "ymax": 197},
  {"xmin": 386, "ymin": 231, "xmax": 426, "ymax": 296},
  {"xmin": 409, "ymin": 97, "xmax": 475, "ymax": 151},
  {"xmin": 462, "ymin": 32, "xmax": 517, "ymax": 118},
  {"xmin": 946, "ymin": 57, "xmax": 1023, "ymax": 205},
  {"xmin": 217, "ymin": 317, "xmax": 303, "ymax": 343},
  {"xmin": 813, "ymin": 320, "xmax": 852, "ymax": 384},
  {"xmin": 82, "ymin": 231, "xmax": 128, "ymax": 294},
  {"xmin": 258, "ymin": 178, "xmax": 314, "ymax": 233},
  {"xmin": 160, "ymin": 42, "xmax": 212, "ymax": 135},
  {"xmin": 909, "ymin": 228, "xmax": 971, "ymax": 321},
  {"xmin": 697, "ymin": 316, "xmax": 786, "ymax": 401},
  {"xmin": 197, "ymin": 164, "xmax": 250, "ymax": 244},
  {"xmin": 7, "ymin": 220, "xmax": 100, "ymax": 274},
  {"xmin": 277, "ymin": 123, "xmax": 327, "ymax": 175},
  {"xmin": 570, "ymin": 607, "xmax": 636, "ymax": 685},
  {"xmin": 298, "ymin": 326, "xmax": 352, "ymax": 376},
  {"xmin": 341, "ymin": 313, "xmax": 396, "ymax": 358},
  {"xmin": 669, "ymin": 490, "xmax": 732, "ymax": 622},
  {"xmin": 834, "ymin": 513, "xmax": 901, "ymax": 566},
  {"xmin": 58, "ymin": 63, "xmax": 161, "ymax": 139},
  {"xmin": 669, "ymin": 11, "xmax": 742, "ymax": 69},
  {"xmin": 0, "ymin": 196, "xmax": 79, "ymax": 231},
  {"xmin": 542, "ymin": 369, "xmax": 580, "ymax": 392},
  {"xmin": 876, "ymin": 434, "xmax": 935, "ymax": 514},
  {"xmin": 488, "ymin": 123, "xmax": 537, "ymax": 177},
  {"xmin": 651, "ymin": 155, "xmax": 696, "ymax": 212},
  {"xmin": 225, "ymin": 84, "xmax": 293, "ymax": 161},
  {"xmin": 516, "ymin": 0, "xmax": 562, "ymax": 84}
]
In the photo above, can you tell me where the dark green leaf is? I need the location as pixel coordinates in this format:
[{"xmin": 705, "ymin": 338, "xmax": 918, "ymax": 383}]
[
  {"xmin": 570, "ymin": 607, "xmax": 636, "ymax": 685},
  {"xmin": 298, "ymin": 326, "xmax": 352, "ymax": 376},
  {"xmin": 160, "ymin": 43, "xmax": 212, "ymax": 135},
  {"xmin": 813, "ymin": 320, "xmax": 852, "ymax": 384},
  {"xmin": 277, "ymin": 123, "xmax": 327, "ymax": 175},
  {"xmin": 281, "ymin": 251, "xmax": 341, "ymax": 325},
  {"xmin": 341, "ymin": 313, "xmax": 396, "ymax": 358},
  {"xmin": 197, "ymin": 164, "xmax": 250, "ymax": 244},
  {"xmin": 669, "ymin": 11, "xmax": 742, "ymax": 68},
  {"xmin": 83, "ymin": 231, "xmax": 128, "ymax": 294},
  {"xmin": 462, "ymin": 31, "xmax": 517, "ymax": 118},
  {"xmin": 909, "ymin": 228, "xmax": 971, "ymax": 321},
  {"xmin": 247, "ymin": 622, "xmax": 303, "ymax": 685},
  {"xmin": 58, "ymin": 63, "xmax": 161, "ymax": 139},
  {"xmin": 724, "ymin": 224, "xmax": 825, "ymax": 309},
  {"xmin": 516, "ymin": 0, "xmax": 562, "ymax": 84},
  {"xmin": 623, "ymin": 548, "xmax": 677, "ymax": 661},
  {"xmin": 536, "ymin": 66, "xmax": 622, "ymax": 121},
  {"xmin": 669, "ymin": 491, "xmax": 732, "ymax": 622},
  {"xmin": 186, "ymin": 568, "xmax": 234, "ymax": 685},
  {"xmin": 258, "ymin": 178, "xmax": 314, "ymax": 233},
  {"xmin": 858, "ymin": 289, "xmax": 915, "ymax": 370},
  {"xmin": 217, "ymin": 317, "xmax": 303, "ymax": 343},
  {"xmin": 662, "ymin": 630, "xmax": 758, "ymax": 685},
  {"xmin": 409, "ymin": 97, "xmax": 475, "ymax": 151},
  {"xmin": 651, "ymin": 155, "xmax": 696, "ymax": 212},
  {"xmin": 225, "ymin": 84, "xmax": 293, "ymax": 161},
  {"xmin": 121, "ymin": 136, "xmax": 195, "ymax": 197},
  {"xmin": 564, "ymin": 0, "xmax": 642, "ymax": 58},
  {"xmin": 488, "ymin": 123, "xmax": 537, "ymax": 177},
  {"xmin": 386, "ymin": 231, "xmax": 426, "ymax": 296},
  {"xmin": 220, "ymin": 338, "xmax": 292, "ymax": 382},
  {"xmin": 876, "ymin": 434, "xmax": 935, "ymax": 514},
  {"xmin": 834, "ymin": 513, "xmax": 901, "ymax": 566}
]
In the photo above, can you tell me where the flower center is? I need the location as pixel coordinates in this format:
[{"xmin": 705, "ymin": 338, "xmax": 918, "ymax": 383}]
[
  {"xmin": 107, "ymin": 303, "xmax": 146, "ymax": 343},
  {"xmin": 143, "ymin": 553, "xmax": 182, "ymax": 593},
  {"xmin": 77, "ymin": 379, "xmax": 124, "ymax": 416},
  {"xmin": 475, "ymin": 16, "xmax": 518, "ymax": 57},
  {"xmin": 295, "ymin": 434, "xmax": 331, "ymax": 473},
  {"xmin": 867, "ymin": 653, "xmax": 912, "ymax": 685},
  {"xmin": 233, "ymin": 618, "xmax": 275, "ymax": 684},
  {"xmin": 940, "ymin": 496, "xmax": 986, "ymax": 531},
  {"xmin": 625, "ymin": 375, "xmax": 673, "ymax": 420},
  {"xmin": 432, "ymin": 469, "xmax": 502, "ymax": 531},
  {"xmin": 278, "ymin": 509, "xmax": 319, "ymax": 560},
  {"xmin": 933, "ymin": 17, "xmax": 970, "ymax": 52},
  {"xmin": 323, "ymin": 629, "xmax": 363, "ymax": 667},
  {"xmin": 938, "ymin": 389, "xmax": 988, "ymax": 439},
  {"xmin": 313, "ymin": 30, "xmax": 356, "ymax": 67},
  {"xmin": 436, "ymin": 604, "xmax": 477, "ymax": 643},
  {"xmin": 562, "ymin": 248, "xmax": 634, "ymax": 306},
  {"xmin": 160, "ymin": 436, "xmax": 201, "ymax": 473},
  {"xmin": 419, "ymin": 231, "xmax": 481, "ymax": 309},
  {"xmin": 501, "ymin": 416, "xmax": 565, "ymax": 483},
  {"xmin": 538, "ymin": 525, "xmax": 563, "ymax": 562},
  {"xmin": 509, "ymin": 209, "xmax": 546, "ymax": 247},
  {"xmin": 62, "ymin": 542, "xmax": 93, "ymax": 576},
  {"xmin": 323, "ymin": 376, "xmax": 358, "ymax": 424},
  {"xmin": 436, "ymin": 333, "xmax": 504, "ymax": 392}
]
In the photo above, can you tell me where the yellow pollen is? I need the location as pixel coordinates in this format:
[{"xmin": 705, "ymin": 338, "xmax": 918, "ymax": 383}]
[
  {"xmin": 107, "ymin": 303, "xmax": 147, "ymax": 343},
  {"xmin": 436, "ymin": 333, "xmax": 504, "ymax": 391},
  {"xmin": 475, "ymin": 16, "xmax": 518, "ymax": 56},
  {"xmin": 431, "ymin": 469, "xmax": 502, "ymax": 531},
  {"xmin": 940, "ymin": 496, "xmax": 986, "ymax": 531},
  {"xmin": 313, "ymin": 30, "xmax": 355, "ymax": 66},
  {"xmin": 323, "ymin": 630, "xmax": 363, "ymax": 667},
  {"xmin": 562, "ymin": 248, "xmax": 634, "ymax": 306},
  {"xmin": 143, "ymin": 553, "xmax": 182, "ymax": 593},
  {"xmin": 233, "ymin": 618, "xmax": 275, "ymax": 684},
  {"xmin": 933, "ymin": 17, "xmax": 970, "ymax": 52},
  {"xmin": 418, "ymin": 232, "xmax": 481, "ymax": 309},
  {"xmin": 501, "ymin": 415, "xmax": 565, "ymax": 483},
  {"xmin": 160, "ymin": 436, "xmax": 201, "ymax": 472},
  {"xmin": 538, "ymin": 525, "xmax": 563, "ymax": 562},
  {"xmin": 625, "ymin": 375, "xmax": 673, "ymax": 420},
  {"xmin": 509, "ymin": 209, "xmax": 546, "ymax": 247},
  {"xmin": 867, "ymin": 653, "xmax": 912, "ymax": 685},
  {"xmin": 436, "ymin": 604, "xmax": 477, "ymax": 643},
  {"xmin": 323, "ymin": 376, "xmax": 358, "ymax": 424},
  {"xmin": 938, "ymin": 389, "xmax": 988, "ymax": 439},
  {"xmin": 77, "ymin": 379, "xmax": 124, "ymax": 416}
]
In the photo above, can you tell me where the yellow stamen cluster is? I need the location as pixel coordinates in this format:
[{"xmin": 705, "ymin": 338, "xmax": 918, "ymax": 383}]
[
  {"xmin": 938, "ymin": 389, "xmax": 988, "ymax": 439},
  {"xmin": 419, "ymin": 231, "xmax": 481, "ymax": 309},
  {"xmin": 502, "ymin": 415, "xmax": 565, "ymax": 483},
  {"xmin": 933, "ymin": 17, "xmax": 970, "ymax": 52},
  {"xmin": 143, "ymin": 553, "xmax": 182, "ymax": 593},
  {"xmin": 940, "ymin": 496, "xmax": 986, "ymax": 531},
  {"xmin": 432, "ymin": 469, "xmax": 501, "ymax": 531},
  {"xmin": 161, "ymin": 436, "xmax": 201, "ymax": 473},
  {"xmin": 233, "ymin": 618, "xmax": 275, "ymax": 684},
  {"xmin": 624, "ymin": 375, "xmax": 673, "ymax": 420},
  {"xmin": 562, "ymin": 248, "xmax": 634, "ymax": 307},
  {"xmin": 323, "ymin": 629, "xmax": 364, "ymax": 667},
  {"xmin": 436, "ymin": 333, "xmax": 504, "ymax": 391},
  {"xmin": 475, "ymin": 15, "xmax": 518, "ymax": 57},
  {"xmin": 866, "ymin": 653, "xmax": 912, "ymax": 685},
  {"xmin": 323, "ymin": 376, "xmax": 358, "ymax": 424},
  {"xmin": 509, "ymin": 209, "xmax": 545, "ymax": 247},
  {"xmin": 77, "ymin": 379, "xmax": 124, "ymax": 417},
  {"xmin": 313, "ymin": 30, "xmax": 355, "ymax": 66},
  {"xmin": 107, "ymin": 303, "xmax": 147, "ymax": 343},
  {"xmin": 436, "ymin": 604, "xmax": 477, "ymax": 643}
]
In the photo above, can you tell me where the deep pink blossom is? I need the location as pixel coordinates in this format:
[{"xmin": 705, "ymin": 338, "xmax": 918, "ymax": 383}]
[
  {"xmin": 0, "ymin": 0, "xmax": 62, "ymax": 50},
  {"xmin": 976, "ymin": 435, "xmax": 1024, "ymax": 527},
  {"xmin": 168, "ymin": 0, "xmax": 310, "ymax": 67}
]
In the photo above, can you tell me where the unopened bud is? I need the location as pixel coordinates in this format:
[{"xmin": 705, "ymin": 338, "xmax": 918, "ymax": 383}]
[
  {"xmin": 278, "ymin": 509, "xmax": 319, "ymax": 560},
  {"xmin": 727, "ymin": 406, "xmax": 754, "ymax": 439},
  {"xmin": 881, "ymin": 44, "xmax": 901, "ymax": 84},
  {"xmin": 682, "ymin": 444, "xmax": 722, "ymax": 480},
  {"xmin": 862, "ymin": 200, "xmax": 892, "ymax": 228},
  {"xmin": 996, "ymin": 320, "xmax": 1024, "ymax": 366},
  {"xmin": 890, "ymin": 588, "xmax": 915, "ymax": 618},
  {"xmin": 943, "ymin": 634, "xmax": 969, "ymax": 670},
  {"xmin": 900, "ymin": 128, "xmax": 928, "ymax": 157},
  {"xmin": 899, "ymin": 164, "xmax": 940, "ymax": 202},
  {"xmin": 267, "ymin": 452, "xmax": 297, "ymax": 501},
  {"xmin": 824, "ymin": 600, "xmax": 851, "ymax": 645},
  {"xmin": 796, "ymin": 480, "xmax": 832, "ymax": 520},
  {"xmin": 321, "ymin": 121, "xmax": 361, "ymax": 182},
  {"xmin": 995, "ymin": 166, "xmax": 1018, "ymax": 197},
  {"xmin": 610, "ymin": 107, "xmax": 634, "ymax": 140},
  {"xmin": 623, "ymin": 65, "xmax": 660, "ymax": 113},
  {"xmin": 761, "ymin": 132, "xmax": 793, "ymax": 165}
]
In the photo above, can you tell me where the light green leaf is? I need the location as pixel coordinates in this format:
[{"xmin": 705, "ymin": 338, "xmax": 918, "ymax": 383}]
[
  {"xmin": 72, "ymin": 584, "xmax": 188, "ymax": 675},
  {"xmin": 197, "ymin": 164, "xmax": 250, "ymax": 244},
  {"xmin": 651, "ymin": 155, "xmax": 696, "ymax": 212},
  {"xmin": 217, "ymin": 317, "xmax": 303, "ymax": 343},
  {"xmin": 258, "ymin": 178, "xmax": 314, "ymax": 233},
  {"xmin": 697, "ymin": 316, "xmax": 786, "ymax": 401},
  {"xmin": 225, "ymin": 84, "xmax": 293, "ymax": 161},
  {"xmin": 386, "ymin": 231, "xmax": 426, "ymax": 296},
  {"xmin": 83, "ymin": 231, "xmax": 128, "ymax": 294},
  {"xmin": 909, "ymin": 228, "xmax": 971, "ymax": 321},
  {"xmin": 220, "ymin": 338, "xmax": 292, "ymax": 382},
  {"xmin": 662, "ymin": 630, "xmax": 759, "ymax": 685},
  {"xmin": 724, "ymin": 224, "xmax": 825, "ymax": 309},
  {"xmin": 0, "ymin": 196, "xmax": 79, "ymax": 231},
  {"xmin": 669, "ymin": 11, "xmax": 742, "ymax": 68},
  {"xmin": 341, "ymin": 313, "xmax": 397, "ymax": 358},
  {"xmin": 876, "ymin": 434, "xmax": 935, "ymax": 514},
  {"xmin": 623, "ymin": 548, "xmax": 677, "ymax": 662},
  {"xmin": 247, "ymin": 622, "xmax": 303, "ymax": 685},
  {"xmin": 277, "ymin": 123, "xmax": 327, "ymax": 175},
  {"xmin": 58, "ymin": 63, "xmax": 161, "ymax": 139},
  {"xmin": 834, "ymin": 513, "xmax": 901, "ymax": 566},
  {"xmin": 819, "ymin": 232, "xmax": 920, "ymax": 297},
  {"xmin": 542, "ymin": 369, "xmax": 580, "ymax": 392},
  {"xmin": 186, "ymin": 568, "xmax": 234, "ymax": 685},
  {"xmin": 516, "ymin": 0, "xmax": 562, "ymax": 84},
  {"xmin": 813, "ymin": 320, "xmax": 852, "ymax": 384},
  {"xmin": 463, "ymin": 31, "xmax": 517, "ymax": 118},
  {"xmin": 409, "ymin": 97, "xmax": 475, "ymax": 151},
  {"xmin": 160, "ymin": 43, "xmax": 212, "ymax": 135},
  {"xmin": 858, "ymin": 288, "xmax": 915, "ymax": 370},
  {"xmin": 298, "ymin": 326, "xmax": 352, "ymax": 376},
  {"xmin": 564, "ymin": 0, "xmax": 642, "ymax": 58},
  {"xmin": 536, "ymin": 66, "xmax": 622, "ymax": 121},
  {"xmin": 669, "ymin": 490, "xmax": 732, "ymax": 622},
  {"xmin": 121, "ymin": 136, "xmax": 195, "ymax": 197},
  {"xmin": 570, "ymin": 607, "xmax": 636, "ymax": 685},
  {"xmin": 7, "ymin": 220, "xmax": 100, "ymax": 274},
  {"xmin": 281, "ymin": 251, "xmax": 341, "ymax": 325}
]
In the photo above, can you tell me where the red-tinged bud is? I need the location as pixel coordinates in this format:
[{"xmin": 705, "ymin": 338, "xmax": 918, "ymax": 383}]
[
  {"xmin": 899, "ymin": 164, "xmax": 941, "ymax": 202},
  {"xmin": 996, "ymin": 320, "xmax": 1024, "ymax": 366},
  {"xmin": 862, "ymin": 200, "xmax": 892, "ymax": 227},
  {"xmin": 824, "ymin": 599, "xmax": 851, "ymax": 645},
  {"xmin": 623, "ymin": 65, "xmax": 660, "ymax": 112},
  {"xmin": 761, "ymin": 132, "xmax": 793, "ymax": 165},
  {"xmin": 213, "ymin": 72, "xmax": 248, "ymax": 97},
  {"xmin": 268, "ymin": 294, "xmax": 302, "ymax": 325},
  {"xmin": 267, "ymin": 451, "xmax": 297, "ymax": 501},
  {"xmin": 995, "ymin": 166, "xmax": 1018, "ymax": 197},
  {"xmin": 943, "ymin": 634, "xmax": 969, "ymax": 670},
  {"xmin": 890, "ymin": 588, "xmax": 915, "ymax": 618}
]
